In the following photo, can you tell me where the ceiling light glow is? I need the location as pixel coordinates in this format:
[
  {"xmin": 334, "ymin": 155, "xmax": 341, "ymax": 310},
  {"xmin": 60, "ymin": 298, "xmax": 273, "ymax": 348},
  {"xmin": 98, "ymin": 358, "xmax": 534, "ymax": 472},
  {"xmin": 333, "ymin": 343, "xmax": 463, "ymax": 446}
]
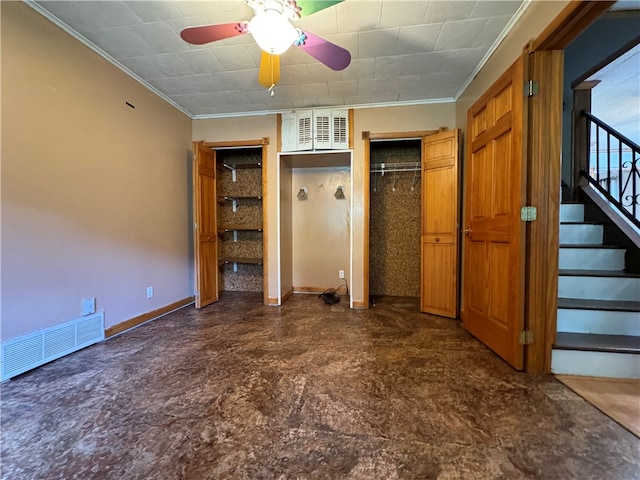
[{"xmin": 249, "ymin": 10, "xmax": 298, "ymax": 55}]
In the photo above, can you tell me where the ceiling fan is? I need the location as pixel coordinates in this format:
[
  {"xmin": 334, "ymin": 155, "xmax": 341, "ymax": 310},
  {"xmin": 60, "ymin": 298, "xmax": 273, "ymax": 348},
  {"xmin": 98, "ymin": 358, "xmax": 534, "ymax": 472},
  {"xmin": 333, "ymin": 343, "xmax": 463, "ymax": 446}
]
[{"xmin": 180, "ymin": 0, "xmax": 351, "ymax": 93}]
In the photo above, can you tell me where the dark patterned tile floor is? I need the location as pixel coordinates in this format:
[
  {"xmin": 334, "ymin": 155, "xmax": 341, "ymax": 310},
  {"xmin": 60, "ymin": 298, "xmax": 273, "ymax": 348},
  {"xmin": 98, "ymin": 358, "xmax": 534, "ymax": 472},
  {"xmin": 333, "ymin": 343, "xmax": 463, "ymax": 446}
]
[{"xmin": 1, "ymin": 293, "xmax": 639, "ymax": 479}]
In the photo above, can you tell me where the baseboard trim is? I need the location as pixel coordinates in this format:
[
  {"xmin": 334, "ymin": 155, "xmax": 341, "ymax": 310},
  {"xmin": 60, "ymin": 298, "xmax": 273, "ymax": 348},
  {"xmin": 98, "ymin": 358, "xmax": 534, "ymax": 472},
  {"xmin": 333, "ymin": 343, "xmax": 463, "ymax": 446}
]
[
  {"xmin": 293, "ymin": 287, "xmax": 326, "ymax": 293},
  {"xmin": 105, "ymin": 297, "xmax": 195, "ymax": 338},
  {"xmin": 294, "ymin": 286, "xmax": 327, "ymax": 294},
  {"xmin": 352, "ymin": 300, "xmax": 368, "ymax": 309},
  {"xmin": 281, "ymin": 288, "xmax": 294, "ymax": 303},
  {"xmin": 267, "ymin": 288, "xmax": 294, "ymax": 306}
]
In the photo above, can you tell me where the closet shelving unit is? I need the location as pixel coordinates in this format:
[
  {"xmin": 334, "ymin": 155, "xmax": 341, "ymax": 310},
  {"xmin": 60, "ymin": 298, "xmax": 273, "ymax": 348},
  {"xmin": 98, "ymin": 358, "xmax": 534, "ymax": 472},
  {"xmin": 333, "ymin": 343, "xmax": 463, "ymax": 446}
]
[
  {"xmin": 219, "ymin": 195, "xmax": 263, "ymax": 212},
  {"xmin": 216, "ymin": 154, "xmax": 264, "ymax": 280},
  {"xmin": 219, "ymin": 161, "xmax": 262, "ymax": 182},
  {"xmin": 217, "ymin": 225, "xmax": 263, "ymax": 247}
]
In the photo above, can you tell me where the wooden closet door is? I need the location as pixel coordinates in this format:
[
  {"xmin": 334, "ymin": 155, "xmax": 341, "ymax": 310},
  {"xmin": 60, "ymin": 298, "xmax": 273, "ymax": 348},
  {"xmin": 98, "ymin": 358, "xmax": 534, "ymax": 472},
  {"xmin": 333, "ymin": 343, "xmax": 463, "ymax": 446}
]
[
  {"xmin": 462, "ymin": 56, "xmax": 526, "ymax": 370},
  {"xmin": 421, "ymin": 129, "xmax": 460, "ymax": 318},
  {"xmin": 193, "ymin": 142, "xmax": 219, "ymax": 308}
]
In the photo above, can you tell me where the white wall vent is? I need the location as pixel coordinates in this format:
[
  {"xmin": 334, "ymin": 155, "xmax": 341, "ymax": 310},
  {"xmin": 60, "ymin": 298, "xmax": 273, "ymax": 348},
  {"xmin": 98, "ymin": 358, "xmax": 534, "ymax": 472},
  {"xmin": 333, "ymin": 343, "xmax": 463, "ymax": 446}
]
[
  {"xmin": 281, "ymin": 109, "xmax": 350, "ymax": 152},
  {"xmin": 1, "ymin": 312, "xmax": 104, "ymax": 381}
]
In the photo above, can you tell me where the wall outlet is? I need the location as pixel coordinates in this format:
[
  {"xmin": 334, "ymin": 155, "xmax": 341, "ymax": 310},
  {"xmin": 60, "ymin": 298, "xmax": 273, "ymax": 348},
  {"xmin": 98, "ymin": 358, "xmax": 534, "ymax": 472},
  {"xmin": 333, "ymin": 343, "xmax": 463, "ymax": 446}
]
[
  {"xmin": 338, "ymin": 270, "xmax": 345, "ymax": 279},
  {"xmin": 146, "ymin": 286, "xmax": 154, "ymax": 299},
  {"xmin": 82, "ymin": 297, "xmax": 96, "ymax": 316}
]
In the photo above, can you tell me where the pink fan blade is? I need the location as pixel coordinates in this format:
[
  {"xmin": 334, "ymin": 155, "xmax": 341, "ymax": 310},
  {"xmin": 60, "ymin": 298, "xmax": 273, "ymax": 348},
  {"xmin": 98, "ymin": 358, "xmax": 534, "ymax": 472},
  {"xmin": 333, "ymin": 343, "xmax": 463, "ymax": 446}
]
[
  {"xmin": 180, "ymin": 22, "xmax": 248, "ymax": 45},
  {"xmin": 296, "ymin": 31, "xmax": 351, "ymax": 71}
]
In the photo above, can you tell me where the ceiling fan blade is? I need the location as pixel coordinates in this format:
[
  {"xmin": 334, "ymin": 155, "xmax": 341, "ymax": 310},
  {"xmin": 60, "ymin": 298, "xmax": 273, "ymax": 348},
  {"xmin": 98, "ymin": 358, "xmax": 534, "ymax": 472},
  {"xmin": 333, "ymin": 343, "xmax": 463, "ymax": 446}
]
[
  {"xmin": 258, "ymin": 52, "xmax": 281, "ymax": 88},
  {"xmin": 180, "ymin": 22, "xmax": 248, "ymax": 45},
  {"xmin": 296, "ymin": 0, "xmax": 344, "ymax": 18},
  {"xmin": 296, "ymin": 31, "xmax": 351, "ymax": 71}
]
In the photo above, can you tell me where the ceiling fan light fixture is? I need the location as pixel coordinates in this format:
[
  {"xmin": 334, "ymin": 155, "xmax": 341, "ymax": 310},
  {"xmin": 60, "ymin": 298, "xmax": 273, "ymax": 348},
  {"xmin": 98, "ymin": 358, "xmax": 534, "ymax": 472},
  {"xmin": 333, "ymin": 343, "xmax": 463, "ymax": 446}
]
[{"xmin": 249, "ymin": 10, "xmax": 298, "ymax": 55}]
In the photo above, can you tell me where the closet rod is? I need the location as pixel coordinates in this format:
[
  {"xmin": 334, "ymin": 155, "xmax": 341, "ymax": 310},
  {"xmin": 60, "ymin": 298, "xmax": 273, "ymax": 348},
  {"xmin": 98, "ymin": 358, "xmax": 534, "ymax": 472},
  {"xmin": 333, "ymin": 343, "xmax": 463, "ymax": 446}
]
[{"xmin": 370, "ymin": 162, "xmax": 421, "ymax": 174}]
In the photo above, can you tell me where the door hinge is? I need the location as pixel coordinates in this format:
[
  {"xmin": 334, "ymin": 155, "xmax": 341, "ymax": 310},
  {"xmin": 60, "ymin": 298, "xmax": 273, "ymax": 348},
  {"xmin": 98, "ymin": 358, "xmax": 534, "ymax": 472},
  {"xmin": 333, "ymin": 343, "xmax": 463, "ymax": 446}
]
[
  {"xmin": 193, "ymin": 222, "xmax": 198, "ymax": 230},
  {"xmin": 526, "ymin": 80, "xmax": 539, "ymax": 97},
  {"xmin": 520, "ymin": 206, "xmax": 537, "ymax": 222},
  {"xmin": 519, "ymin": 330, "xmax": 534, "ymax": 345}
]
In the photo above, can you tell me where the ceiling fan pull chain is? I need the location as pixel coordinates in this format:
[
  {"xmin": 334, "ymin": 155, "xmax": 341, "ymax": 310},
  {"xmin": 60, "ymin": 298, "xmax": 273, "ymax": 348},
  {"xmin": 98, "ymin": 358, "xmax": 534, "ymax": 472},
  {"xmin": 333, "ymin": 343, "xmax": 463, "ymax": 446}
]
[{"xmin": 269, "ymin": 56, "xmax": 275, "ymax": 96}]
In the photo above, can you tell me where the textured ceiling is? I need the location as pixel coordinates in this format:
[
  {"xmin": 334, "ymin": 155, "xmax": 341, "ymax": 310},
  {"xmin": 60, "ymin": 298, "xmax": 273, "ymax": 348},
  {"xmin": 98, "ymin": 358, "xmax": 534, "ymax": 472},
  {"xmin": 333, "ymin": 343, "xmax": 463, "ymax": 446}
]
[{"xmin": 30, "ymin": 0, "xmax": 530, "ymax": 118}]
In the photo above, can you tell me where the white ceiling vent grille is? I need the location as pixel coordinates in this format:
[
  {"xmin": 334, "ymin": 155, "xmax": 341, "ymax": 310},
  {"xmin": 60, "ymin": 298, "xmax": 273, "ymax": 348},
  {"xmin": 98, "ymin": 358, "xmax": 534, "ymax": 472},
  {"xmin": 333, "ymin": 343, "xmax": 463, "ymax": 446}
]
[
  {"xmin": 333, "ymin": 116, "xmax": 347, "ymax": 145},
  {"xmin": 315, "ymin": 115, "xmax": 330, "ymax": 144},
  {"xmin": 1, "ymin": 312, "xmax": 104, "ymax": 381},
  {"xmin": 298, "ymin": 116, "xmax": 312, "ymax": 148}
]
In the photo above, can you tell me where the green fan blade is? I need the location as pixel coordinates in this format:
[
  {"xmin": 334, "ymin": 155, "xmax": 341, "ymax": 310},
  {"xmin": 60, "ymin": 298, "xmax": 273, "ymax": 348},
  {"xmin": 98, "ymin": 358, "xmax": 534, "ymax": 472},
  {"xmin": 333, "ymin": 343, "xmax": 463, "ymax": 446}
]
[{"xmin": 296, "ymin": 0, "xmax": 343, "ymax": 18}]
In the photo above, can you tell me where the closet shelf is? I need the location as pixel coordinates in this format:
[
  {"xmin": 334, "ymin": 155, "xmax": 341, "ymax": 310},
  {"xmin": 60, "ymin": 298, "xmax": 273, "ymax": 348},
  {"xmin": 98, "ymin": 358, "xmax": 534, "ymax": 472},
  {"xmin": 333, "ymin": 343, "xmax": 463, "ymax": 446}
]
[
  {"xmin": 219, "ymin": 257, "xmax": 263, "ymax": 266},
  {"xmin": 370, "ymin": 161, "xmax": 421, "ymax": 173},
  {"xmin": 218, "ymin": 226, "xmax": 263, "ymax": 233},
  {"xmin": 219, "ymin": 162, "xmax": 262, "ymax": 170},
  {"xmin": 218, "ymin": 195, "xmax": 262, "ymax": 202}
]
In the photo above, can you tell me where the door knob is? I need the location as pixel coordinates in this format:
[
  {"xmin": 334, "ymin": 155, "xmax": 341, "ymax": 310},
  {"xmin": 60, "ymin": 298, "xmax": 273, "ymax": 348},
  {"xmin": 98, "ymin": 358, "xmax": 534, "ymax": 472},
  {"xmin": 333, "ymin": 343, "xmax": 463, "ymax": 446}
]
[{"xmin": 463, "ymin": 228, "xmax": 471, "ymax": 235}]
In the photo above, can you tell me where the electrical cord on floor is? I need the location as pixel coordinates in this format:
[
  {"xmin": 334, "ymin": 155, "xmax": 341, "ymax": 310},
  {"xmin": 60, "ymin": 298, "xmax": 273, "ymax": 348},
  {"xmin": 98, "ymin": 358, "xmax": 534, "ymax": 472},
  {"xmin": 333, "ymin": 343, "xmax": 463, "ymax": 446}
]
[
  {"xmin": 336, "ymin": 279, "xmax": 349, "ymax": 296},
  {"xmin": 319, "ymin": 288, "xmax": 340, "ymax": 304},
  {"xmin": 319, "ymin": 279, "xmax": 349, "ymax": 305}
]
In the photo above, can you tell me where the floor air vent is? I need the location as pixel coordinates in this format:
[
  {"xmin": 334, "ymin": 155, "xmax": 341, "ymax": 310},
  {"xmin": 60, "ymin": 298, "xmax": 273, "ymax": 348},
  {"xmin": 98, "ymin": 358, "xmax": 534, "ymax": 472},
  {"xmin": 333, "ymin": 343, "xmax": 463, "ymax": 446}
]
[{"xmin": 1, "ymin": 312, "xmax": 104, "ymax": 381}]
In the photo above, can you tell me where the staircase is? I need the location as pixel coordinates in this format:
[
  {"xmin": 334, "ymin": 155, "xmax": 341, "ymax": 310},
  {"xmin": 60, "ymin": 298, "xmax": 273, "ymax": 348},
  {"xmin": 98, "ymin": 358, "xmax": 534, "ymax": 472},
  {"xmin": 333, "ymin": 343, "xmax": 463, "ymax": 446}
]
[{"xmin": 552, "ymin": 203, "xmax": 640, "ymax": 379}]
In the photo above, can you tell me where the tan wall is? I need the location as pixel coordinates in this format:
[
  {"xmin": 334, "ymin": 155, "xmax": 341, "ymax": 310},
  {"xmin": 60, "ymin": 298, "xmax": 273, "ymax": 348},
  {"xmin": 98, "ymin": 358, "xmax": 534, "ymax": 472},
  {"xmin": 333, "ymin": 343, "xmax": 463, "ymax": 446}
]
[
  {"xmin": 1, "ymin": 3, "xmax": 192, "ymax": 340},
  {"xmin": 279, "ymin": 162, "xmax": 293, "ymax": 300},
  {"xmin": 291, "ymin": 167, "xmax": 351, "ymax": 292}
]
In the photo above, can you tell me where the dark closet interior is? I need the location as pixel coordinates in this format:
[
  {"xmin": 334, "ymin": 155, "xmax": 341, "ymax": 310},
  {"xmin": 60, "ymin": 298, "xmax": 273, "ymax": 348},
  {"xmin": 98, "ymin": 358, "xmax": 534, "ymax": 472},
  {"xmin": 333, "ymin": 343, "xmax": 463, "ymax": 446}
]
[{"xmin": 369, "ymin": 140, "xmax": 422, "ymax": 298}]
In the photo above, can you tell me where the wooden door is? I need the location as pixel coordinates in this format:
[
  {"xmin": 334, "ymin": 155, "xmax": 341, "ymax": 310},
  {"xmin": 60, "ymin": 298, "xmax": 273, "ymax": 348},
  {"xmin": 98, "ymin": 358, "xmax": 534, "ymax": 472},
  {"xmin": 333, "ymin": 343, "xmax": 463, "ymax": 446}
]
[
  {"xmin": 193, "ymin": 142, "xmax": 218, "ymax": 308},
  {"xmin": 462, "ymin": 56, "xmax": 526, "ymax": 370},
  {"xmin": 421, "ymin": 129, "xmax": 460, "ymax": 317}
]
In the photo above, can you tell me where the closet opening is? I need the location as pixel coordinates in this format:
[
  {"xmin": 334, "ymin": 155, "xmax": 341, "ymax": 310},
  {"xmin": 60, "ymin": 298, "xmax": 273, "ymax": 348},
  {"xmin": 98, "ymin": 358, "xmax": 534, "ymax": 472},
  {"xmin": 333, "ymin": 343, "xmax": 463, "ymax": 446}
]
[
  {"xmin": 215, "ymin": 147, "xmax": 265, "ymax": 296},
  {"xmin": 369, "ymin": 139, "xmax": 422, "ymax": 306},
  {"xmin": 278, "ymin": 151, "xmax": 353, "ymax": 306}
]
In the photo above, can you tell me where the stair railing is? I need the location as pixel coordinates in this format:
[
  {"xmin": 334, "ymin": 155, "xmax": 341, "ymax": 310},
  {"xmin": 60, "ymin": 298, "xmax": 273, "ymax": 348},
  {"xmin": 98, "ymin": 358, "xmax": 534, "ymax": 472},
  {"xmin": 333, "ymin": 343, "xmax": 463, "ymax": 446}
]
[{"xmin": 579, "ymin": 110, "xmax": 640, "ymax": 229}]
